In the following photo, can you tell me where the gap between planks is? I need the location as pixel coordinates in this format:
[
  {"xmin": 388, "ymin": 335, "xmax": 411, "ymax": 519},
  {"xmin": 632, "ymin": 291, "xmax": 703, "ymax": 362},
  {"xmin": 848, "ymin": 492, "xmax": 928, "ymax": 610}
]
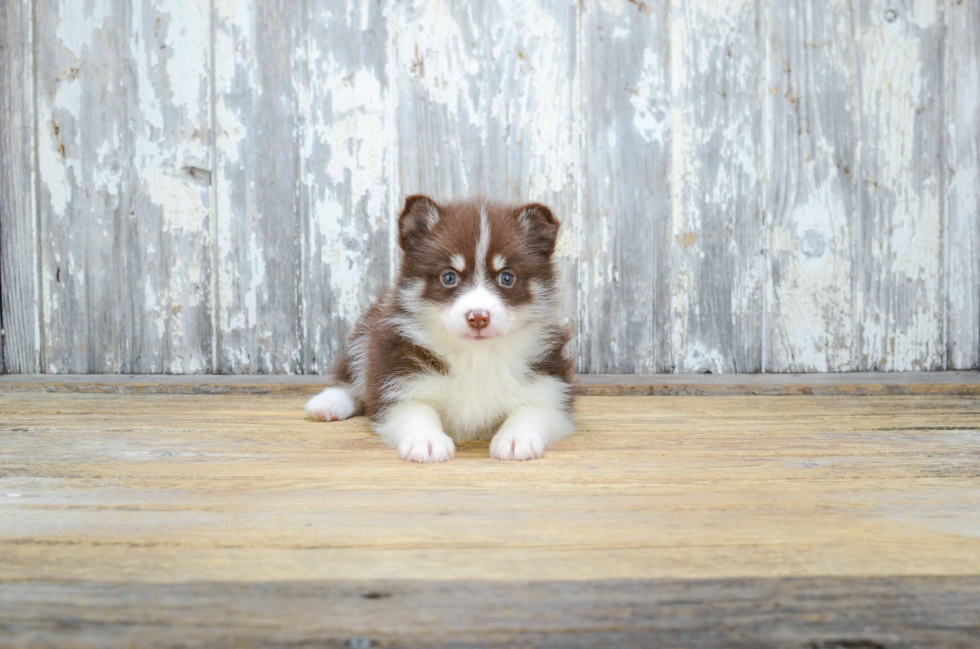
[{"xmin": 0, "ymin": 371, "xmax": 978, "ymax": 396}]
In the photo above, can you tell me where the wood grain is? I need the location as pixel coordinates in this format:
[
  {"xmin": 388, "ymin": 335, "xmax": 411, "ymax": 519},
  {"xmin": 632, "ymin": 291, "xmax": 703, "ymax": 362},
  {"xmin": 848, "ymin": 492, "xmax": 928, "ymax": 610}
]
[
  {"xmin": 0, "ymin": 0, "xmax": 39, "ymax": 373},
  {"xmin": 34, "ymin": 0, "xmax": 213, "ymax": 373},
  {"xmin": 2, "ymin": 0, "xmax": 980, "ymax": 374},
  {"xmin": 391, "ymin": 0, "xmax": 581, "ymax": 357},
  {"xmin": 855, "ymin": 0, "xmax": 944, "ymax": 371},
  {"xmin": 2, "ymin": 392, "xmax": 979, "ymax": 582},
  {"xmin": 766, "ymin": 0, "xmax": 858, "ymax": 372},
  {"xmin": 213, "ymin": 0, "xmax": 305, "ymax": 374},
  {"xmin": 302, "ymin": 0, "xmax": 392, "ymax": 375},
  {"xmin": 479, "ymin": 0, "xmax": 581, "ymax": 368},
  {"xmin": 669, "ymin": 0, "xmax": 766, "ymax": 373},
  {"xmin": 580, "ymin": 0, "xmax": 671, "ymax": 373},
  {"xmin": 2, "ymin": 577, "xmax": 978, "ymax": 648},
  {"xmin": 2, "ymin": 371, "xmax": 979, "ymax": 396},
  {"xmin": 1, "ymin": 391, "xmax": 978, "ymax": 644},
  {"xmin": 944, "ymin": 0, "xmax": 980, "ymax": 370}
]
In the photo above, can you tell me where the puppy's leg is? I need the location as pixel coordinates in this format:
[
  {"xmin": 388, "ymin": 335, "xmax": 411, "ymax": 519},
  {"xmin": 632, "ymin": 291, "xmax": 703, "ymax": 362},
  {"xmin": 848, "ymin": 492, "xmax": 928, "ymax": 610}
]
[
  {"xmin": 305, "ymin": 385, "xmax": 358, "ymax": 421},
  {"xmin": 491, "ymin": 378, "xmax": 574, "ymax": 461},
  {"xmin": 490, "ymin": 405, "xmax": 574, "ymax": 461},
  {"xmin": 374, "ymin": 400, "xmax": 455, "ymax": 463}
]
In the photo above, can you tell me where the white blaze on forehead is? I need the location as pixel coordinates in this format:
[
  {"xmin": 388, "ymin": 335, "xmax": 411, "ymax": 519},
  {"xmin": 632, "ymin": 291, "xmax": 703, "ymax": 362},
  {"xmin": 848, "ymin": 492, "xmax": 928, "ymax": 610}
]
[
  {"xmin": 475, "ymin": 203, "xmax": 491, "ymax": 282},
  {"xmin": 492, "ymin": 254, "xmax": 507, "ymax": 272},
  {"xmin": 450, "ymin": 254, "xmax": 466, "ymax": 272}
]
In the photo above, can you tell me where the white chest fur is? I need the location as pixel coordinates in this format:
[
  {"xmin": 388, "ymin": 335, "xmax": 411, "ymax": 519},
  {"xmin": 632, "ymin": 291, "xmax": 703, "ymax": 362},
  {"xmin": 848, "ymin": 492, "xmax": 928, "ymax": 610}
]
[{"xmin": 392, "ymin": 336, "xmax": 567, "ymax": 442}]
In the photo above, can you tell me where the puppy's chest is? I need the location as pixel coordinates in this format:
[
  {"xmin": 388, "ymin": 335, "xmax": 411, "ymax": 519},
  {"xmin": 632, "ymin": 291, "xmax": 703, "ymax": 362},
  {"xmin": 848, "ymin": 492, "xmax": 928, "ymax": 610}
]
[{"xmin": 407, "ymin": 350, "xmax": 531, "ymax": 436}]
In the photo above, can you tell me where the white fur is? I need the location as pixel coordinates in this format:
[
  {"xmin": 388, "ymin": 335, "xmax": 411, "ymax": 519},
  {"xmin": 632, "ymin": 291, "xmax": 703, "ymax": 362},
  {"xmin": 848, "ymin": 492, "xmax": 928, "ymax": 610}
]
[
  {"xmin": 345, "ymin": 332, "xmax": 370, "ymax": 403},
  {"xmin": 490, "ymin": 404, "xmax": 574, "ymax": 461},
  {"xmin": 375, "ymin": 400, "xmax": 456, "ymax": 463},
  {"xmin": 391, "ymin": 369, "xmax": 573, "ymax": 446},
  {"xmin": 492, "ymin": 254, "xmax": 507, "ymax": 272},
  {"xmin": 381, "ymin": 279, "xmax": 572, "ymax": 447},
  {"xmin": 517, "ymin": 207, "xmax": 531, "ymax": 228},
  {"xmin": 442, "ymin": 285, "xmax": 512, "ymax": 340},
  {"xmin": 475, "ymin": 203, "xmax": 491, "ymax": 282},
  {"xmin": 426, "ymin": 204, "xmax": 440, "ymax": 228},
  {"xmin": 305, "ymin": 386, "xmax": 357, "ymax": 421},
  {"xmin": 322, "ymin": 221, "xmax": 573, "ymax": 462},
  {"xmin": 450, "ymin": 254, "xmax": 466, "ymax": 272}
]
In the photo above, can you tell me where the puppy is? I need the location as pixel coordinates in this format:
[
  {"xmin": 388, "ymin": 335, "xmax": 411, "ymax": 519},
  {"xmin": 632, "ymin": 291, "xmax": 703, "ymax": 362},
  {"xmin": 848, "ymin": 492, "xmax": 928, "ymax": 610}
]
[{"xmin": 304, "ymin": 195, "xmax": 575, "ymax": 462}]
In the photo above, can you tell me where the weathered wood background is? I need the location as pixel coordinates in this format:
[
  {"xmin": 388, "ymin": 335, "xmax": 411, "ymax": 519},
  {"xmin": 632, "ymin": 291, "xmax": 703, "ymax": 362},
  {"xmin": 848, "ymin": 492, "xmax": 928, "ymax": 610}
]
[{"xmin": 1, "ymin": 0, "xmax": 978, "ymax": 374}]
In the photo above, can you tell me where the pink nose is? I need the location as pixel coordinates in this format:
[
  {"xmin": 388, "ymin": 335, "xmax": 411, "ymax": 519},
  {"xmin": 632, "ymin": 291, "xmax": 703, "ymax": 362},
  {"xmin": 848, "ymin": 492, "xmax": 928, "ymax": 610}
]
[{"xmin": 467, "ymin": 309, "xmax": 490, "ymax": 331}]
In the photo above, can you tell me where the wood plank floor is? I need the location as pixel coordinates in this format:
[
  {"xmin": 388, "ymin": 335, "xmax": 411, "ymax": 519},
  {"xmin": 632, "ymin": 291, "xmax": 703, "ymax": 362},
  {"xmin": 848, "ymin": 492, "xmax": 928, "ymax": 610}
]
[{"xmin": 2, "ymin": 389, "xmax": 979, "ymax": 647}]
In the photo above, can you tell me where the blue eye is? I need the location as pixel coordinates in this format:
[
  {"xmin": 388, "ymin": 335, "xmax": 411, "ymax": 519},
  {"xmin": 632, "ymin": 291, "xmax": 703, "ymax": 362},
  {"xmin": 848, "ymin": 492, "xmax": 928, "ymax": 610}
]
[
  {"xmin": 498, "ymin": 272, "xmax": 515, "ymax": 287},
  {"xmin": 441, "ymin": 271, "xmax": 458, "ymax": 287}
]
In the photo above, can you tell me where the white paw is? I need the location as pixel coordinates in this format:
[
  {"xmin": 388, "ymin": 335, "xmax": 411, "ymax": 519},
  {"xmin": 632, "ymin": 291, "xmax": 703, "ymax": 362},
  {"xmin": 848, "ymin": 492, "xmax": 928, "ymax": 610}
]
[
  {"xmin": 490, "ymin": 427, "xmax": 547, "ymax": 461},
  {"xmin": 305, "ymin": 387, "xmax": 357, "ymax": 422},
  {"xmin": 397, "ymin": 431, "xmax": 456, "ymax": 463}
]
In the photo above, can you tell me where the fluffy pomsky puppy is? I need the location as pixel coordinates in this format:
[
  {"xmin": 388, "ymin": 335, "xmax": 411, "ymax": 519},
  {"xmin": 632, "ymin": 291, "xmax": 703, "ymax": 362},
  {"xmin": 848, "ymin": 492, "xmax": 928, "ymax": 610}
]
[{"xmin": 304, "ymin": 195, "xmax": 575, "ymax": 462}]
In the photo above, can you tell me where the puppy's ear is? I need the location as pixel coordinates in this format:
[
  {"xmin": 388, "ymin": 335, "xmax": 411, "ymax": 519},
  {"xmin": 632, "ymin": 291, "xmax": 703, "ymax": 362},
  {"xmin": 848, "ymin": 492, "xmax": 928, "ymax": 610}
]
[
  {"xmin": 515, "ymin": 203, "xmax": 560, "ymax": 257},
  {"xmin": 398, "ymin": 195, "xmax": 441, "ymax": 251}
]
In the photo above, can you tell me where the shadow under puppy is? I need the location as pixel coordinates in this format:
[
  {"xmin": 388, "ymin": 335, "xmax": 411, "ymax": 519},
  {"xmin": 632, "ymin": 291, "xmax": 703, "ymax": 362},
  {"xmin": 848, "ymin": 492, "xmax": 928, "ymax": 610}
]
[{"xmin": 305, "ymin": 195, "xmax": 575, "ymax": 462}]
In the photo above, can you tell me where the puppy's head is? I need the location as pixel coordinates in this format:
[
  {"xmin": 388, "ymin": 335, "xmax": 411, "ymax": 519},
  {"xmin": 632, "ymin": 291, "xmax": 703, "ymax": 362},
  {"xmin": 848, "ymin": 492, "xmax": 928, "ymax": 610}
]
[{"xmin": 397, "ymin": 195, "xmax": 560, "ymax": 343}]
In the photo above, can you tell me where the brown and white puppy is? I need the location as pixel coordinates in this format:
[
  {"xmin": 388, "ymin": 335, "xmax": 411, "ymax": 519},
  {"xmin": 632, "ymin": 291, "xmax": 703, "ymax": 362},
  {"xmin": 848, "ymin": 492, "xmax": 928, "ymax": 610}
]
[{"xmin": 304, "ymin": 195, "xmax": 575, "ymax": 462}]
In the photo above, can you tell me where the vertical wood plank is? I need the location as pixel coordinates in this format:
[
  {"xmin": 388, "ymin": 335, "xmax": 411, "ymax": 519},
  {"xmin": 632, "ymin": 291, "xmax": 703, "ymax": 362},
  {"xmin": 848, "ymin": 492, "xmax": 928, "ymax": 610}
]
[
  {"xmin": 302, "ymin": 0, "xmax": 392, "ymax": 374},
  {"xmin": 392, "ymin": 1, "xmax": 487, "ymax": 199},
  {"xmin": 765, "ymin": 0, "xmax": 859, "ymax": 372},
  {"xmin": 482, "ymin": 0, "xmax": 585, "ymax": 364},
  {"xmin": 10, "ymin": 0, "xmax": 975, "ymax": 375},
  {"xmin": 36, "ymin": 0, "xmax": 127, "ymax": 372},
  {"xmin": 35, "ymin": 0, "xmax": 213, "ymax": 373},
  {"xmin": 214, "ymin": 0, "xmax": 304, "ymax": 373},
  {"xmin": 481, "ymin": 0, "xmax": 581, "ymax": 368},
  {"xmin": 128, "ymin": 0, "xmax": 214, "ymax": 373},
  {"xmin": 392, "ymin": 0, "xmax": 581, "ymax": 357},
  {"xmin": 855, "ymin": 0, "xmax": 943, "ymax": 371},
  {"xmin": 580, "ymin": 0, "xmax": 670, "ymax": 373},
  {"xmin": 0, "ymin": 0, "xmax": 40, "ymax": 373},
  {"xmin": 669, "ymin": 0, "xmax": 765, "ymax": 373},
  {"xmin": 944, "ymin": 0, "xmax": 980, "ymax": 370}
]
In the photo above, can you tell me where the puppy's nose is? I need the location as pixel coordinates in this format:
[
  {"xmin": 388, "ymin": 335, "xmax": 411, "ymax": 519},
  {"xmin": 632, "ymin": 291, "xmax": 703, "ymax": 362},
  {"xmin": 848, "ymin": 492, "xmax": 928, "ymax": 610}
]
[{"xmin": 466, "ymin": 309, "xmax": 490, "ymax": 331}]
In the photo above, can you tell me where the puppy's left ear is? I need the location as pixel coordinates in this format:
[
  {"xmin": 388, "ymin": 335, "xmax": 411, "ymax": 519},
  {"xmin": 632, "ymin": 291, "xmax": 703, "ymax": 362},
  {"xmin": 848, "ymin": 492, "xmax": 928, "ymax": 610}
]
[{"xmin": 515, "ymin": 203, "xmax": 560, "ymax": 257}]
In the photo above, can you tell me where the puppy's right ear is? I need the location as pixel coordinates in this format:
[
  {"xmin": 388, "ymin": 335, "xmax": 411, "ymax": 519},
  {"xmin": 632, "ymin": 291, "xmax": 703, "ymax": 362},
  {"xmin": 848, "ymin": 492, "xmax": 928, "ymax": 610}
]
[{"xmin": 398, "ymin": 195, "xmax": 440, "ymax": 251}]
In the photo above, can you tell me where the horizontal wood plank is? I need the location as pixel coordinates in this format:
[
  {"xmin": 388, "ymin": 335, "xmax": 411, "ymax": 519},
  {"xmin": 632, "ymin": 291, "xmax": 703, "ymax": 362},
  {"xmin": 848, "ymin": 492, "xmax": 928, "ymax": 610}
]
[
  {"xmin": 0, "ymin": 372, "xmax": 978, "ymax": 396},
  {"xmin": 2, "ymin": 577, "xmax": 978, "ymax": 648},
  {"xmin": 2, "ymin": 393, "xmax": 979, "ymax": 582},
  {"xmin": 2, "ymin": 391, "xmax": 978, "ymax": 644}
]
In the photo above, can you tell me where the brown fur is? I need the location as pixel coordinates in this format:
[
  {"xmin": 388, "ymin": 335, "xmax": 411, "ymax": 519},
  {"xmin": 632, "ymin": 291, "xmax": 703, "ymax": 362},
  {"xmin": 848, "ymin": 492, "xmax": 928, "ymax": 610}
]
[{"xmin": 334, "ymin": 196, "xmax": 573, "ymax": 420}]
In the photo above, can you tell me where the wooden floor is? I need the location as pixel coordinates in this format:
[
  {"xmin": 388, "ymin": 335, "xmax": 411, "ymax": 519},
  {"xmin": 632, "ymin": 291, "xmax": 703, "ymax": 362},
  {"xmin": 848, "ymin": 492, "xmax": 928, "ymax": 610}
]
[{"xmin": 2, "ymin": 382, "xmax": 979, "ymax": 647}]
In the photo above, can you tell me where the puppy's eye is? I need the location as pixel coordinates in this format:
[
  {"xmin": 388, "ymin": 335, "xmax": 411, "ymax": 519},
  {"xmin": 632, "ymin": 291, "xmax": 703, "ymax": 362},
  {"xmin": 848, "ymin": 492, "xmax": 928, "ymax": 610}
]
[
  {"xmin": 498, "ymin": 272, "xmax": 516, "ymax": 287},
  {"xmin": 441, "ymin": 271, "xmax": 458, "ymax": 287}
]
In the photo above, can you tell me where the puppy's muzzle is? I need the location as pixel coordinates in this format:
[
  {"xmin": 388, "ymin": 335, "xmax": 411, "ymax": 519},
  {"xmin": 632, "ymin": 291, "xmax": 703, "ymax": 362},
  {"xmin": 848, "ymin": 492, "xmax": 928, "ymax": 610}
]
[{"xmin": 466, "ymin": 309, "xmax": 490, "ymax": 331}]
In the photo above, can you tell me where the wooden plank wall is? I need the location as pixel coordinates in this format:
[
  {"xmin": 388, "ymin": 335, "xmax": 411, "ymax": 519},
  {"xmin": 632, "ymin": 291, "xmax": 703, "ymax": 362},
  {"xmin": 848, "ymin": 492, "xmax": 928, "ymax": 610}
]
[
  {"xmin": 1, "ymin": 0, "xmax": 977, "ymax": 374},
  {"xmin": 0, "ymin": 0, "xmax": 40, "ymax": 373}
]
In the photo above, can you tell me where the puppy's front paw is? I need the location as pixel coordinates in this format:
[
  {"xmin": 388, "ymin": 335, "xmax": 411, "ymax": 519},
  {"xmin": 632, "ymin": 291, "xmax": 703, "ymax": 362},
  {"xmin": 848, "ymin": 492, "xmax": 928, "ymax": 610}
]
[
  {"xmin": 305, "ymin": 387, "xmax": 357, "ymax": 422},
  {"xmin": 397, "ymin": 431, "xmax": 456, "ymax": 463},
  {"xmin": 490, "ymin": 427, "xmax": 546, "ymax": 461}
]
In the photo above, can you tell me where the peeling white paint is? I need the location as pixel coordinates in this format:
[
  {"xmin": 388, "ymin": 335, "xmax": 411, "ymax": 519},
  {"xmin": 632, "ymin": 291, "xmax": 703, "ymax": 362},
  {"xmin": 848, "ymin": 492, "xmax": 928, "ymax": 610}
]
[
  {"xmin": 18, "ymin": 0, "xmax": 976, "ymax": 375},
  {"xmin": 945, "ymin": 0, "xmax": 980, "ymax": 369},
  {"xmin": 630, "ymin": 47, "xmax": 668, "ymax": 144},
  {"xmin": 683, "ymin": 342, "xmax": 726, "ymax": 375},
  {"xmin": 55, "ymin": 0, "xmax": 110, "ymax": 58},
  {"xmin": 856, "ymin": 0, "xmax": 943, "ymax": 371},
  {"xmin": 37, "ymin": 101, "xmax": 71, "ymax": 219}
]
